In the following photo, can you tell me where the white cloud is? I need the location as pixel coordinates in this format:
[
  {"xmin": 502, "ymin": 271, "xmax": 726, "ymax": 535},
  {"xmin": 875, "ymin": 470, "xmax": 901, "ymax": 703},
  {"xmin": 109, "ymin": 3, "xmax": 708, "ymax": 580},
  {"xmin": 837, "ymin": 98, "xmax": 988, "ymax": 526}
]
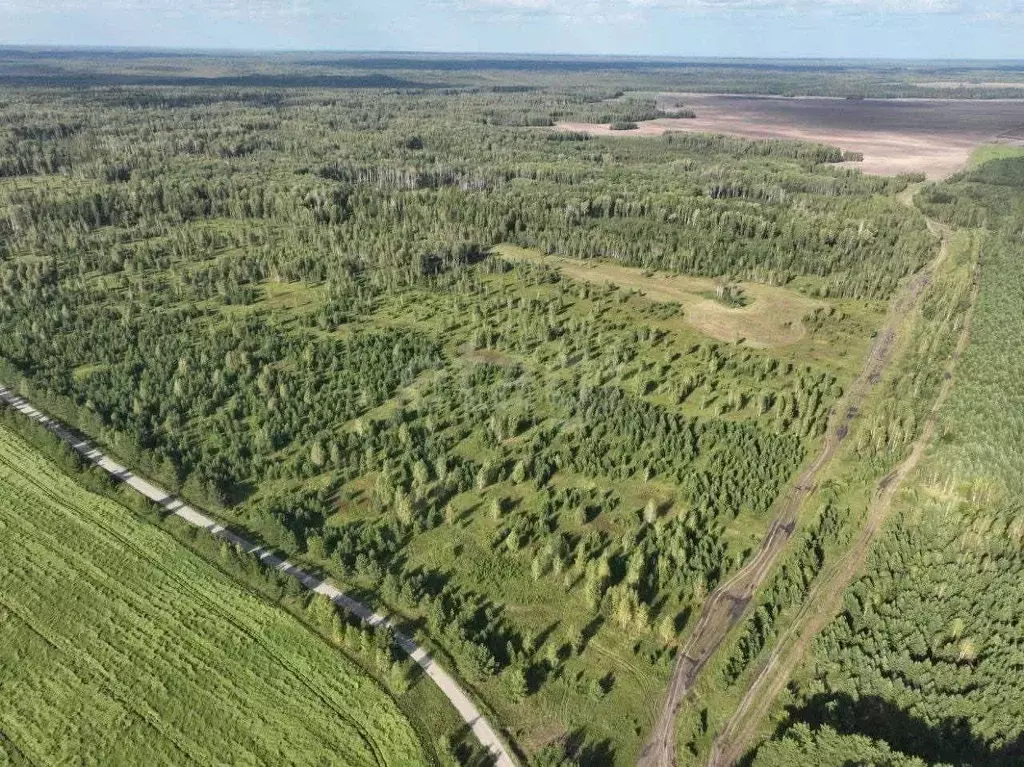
[
  {"xmin": 0, "ymin": 0, "xmax": 315, "ymax": 19},
  {"xmin": 628, "ymin": 0, "xmax": 965, "ymax": 10},
  {"xmin": 457, "ymin": 0, "xmax": 1018, "ymax": 14},
  {"xmin": 3, "ymin": 0, "xmax": 1020, "ymax": 34}
]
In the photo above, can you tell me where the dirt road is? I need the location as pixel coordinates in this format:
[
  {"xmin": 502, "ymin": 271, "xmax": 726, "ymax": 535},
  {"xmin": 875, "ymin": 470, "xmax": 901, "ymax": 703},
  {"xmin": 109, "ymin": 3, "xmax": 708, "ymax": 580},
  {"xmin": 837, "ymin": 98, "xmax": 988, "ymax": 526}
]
[
  {"xmin": 706, "ymin": 228, "xmax": 977, "ymax": 767},
  {"xmin": 0, "ymin": 386, "xmax": 517, "ymax": 767},
  {"xmin": 636, "ymin": 220, "xmax": 948, "ymax": 767}
]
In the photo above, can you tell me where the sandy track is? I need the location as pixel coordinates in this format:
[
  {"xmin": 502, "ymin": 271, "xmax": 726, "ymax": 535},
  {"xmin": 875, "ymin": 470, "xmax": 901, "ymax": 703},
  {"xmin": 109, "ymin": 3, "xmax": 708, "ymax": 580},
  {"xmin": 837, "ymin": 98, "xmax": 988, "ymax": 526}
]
[
  {"xmin": 557, "ymin": 94, "xmax": 1024, "ymax": 180},
  {"xmin": 0, "ymin": 386, "xmax": 517, "ymax": 767},
  {"xmin": 635, "ymin": 211, "xmax": 947, "ymax": 767},
  {"xmin": 707, "ymin": 224, "xmax": 977, "ymax": 766}
]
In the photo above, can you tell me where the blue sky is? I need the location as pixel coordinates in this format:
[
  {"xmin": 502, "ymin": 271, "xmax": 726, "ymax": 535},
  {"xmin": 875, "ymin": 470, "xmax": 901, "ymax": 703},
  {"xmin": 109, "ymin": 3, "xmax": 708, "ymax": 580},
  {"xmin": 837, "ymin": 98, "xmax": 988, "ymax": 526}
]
[{"xmin": 1, "ymin": 0, "xmax": 1022, "ymax": 59}]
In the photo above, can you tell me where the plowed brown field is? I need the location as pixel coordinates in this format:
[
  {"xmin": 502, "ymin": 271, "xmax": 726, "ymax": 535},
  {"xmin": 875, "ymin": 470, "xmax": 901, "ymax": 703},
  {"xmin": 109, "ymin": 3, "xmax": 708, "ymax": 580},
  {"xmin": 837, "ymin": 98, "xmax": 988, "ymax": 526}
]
[{"xmin": 557, "ymin": 94, "xmax": 1024, "ymax": 179}]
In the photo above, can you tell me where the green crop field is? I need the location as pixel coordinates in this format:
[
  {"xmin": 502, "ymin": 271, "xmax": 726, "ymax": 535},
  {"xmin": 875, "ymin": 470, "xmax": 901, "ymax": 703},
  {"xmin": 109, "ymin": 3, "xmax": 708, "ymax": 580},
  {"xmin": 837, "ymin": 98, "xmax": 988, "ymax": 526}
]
[{"xmin": 0, "ymin": 423, "xmax": 425, "ymax": 767}]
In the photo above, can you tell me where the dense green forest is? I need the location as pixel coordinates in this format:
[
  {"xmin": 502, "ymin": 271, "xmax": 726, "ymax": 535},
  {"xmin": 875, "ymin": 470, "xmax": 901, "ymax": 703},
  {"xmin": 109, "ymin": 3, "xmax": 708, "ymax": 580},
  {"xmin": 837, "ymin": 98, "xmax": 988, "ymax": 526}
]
[
  {"xmin": 0, "ymin": 53, "xmax": 991, "ymax": 765},
  {"xmin": 752, "ymin": 155, "xmax": 1024, "ymax": 766},
  {"xmin": 674, "ymin": 197, "xmax": 980, "ymax": 765}
]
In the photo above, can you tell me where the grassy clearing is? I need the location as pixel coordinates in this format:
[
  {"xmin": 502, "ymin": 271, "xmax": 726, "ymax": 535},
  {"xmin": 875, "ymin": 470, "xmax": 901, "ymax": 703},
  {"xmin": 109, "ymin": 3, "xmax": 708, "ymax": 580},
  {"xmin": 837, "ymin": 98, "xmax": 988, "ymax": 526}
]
[
  {"xmin": 494, "ymin": 244, "xmax": 825, "ymax": 348},
  {"xmin": 0, "ymin": 423, "xmax": 426, "ymax": 767},
  {"xmin": 492, "ymin": 243, "xmax": 885, "ymax": 387},
  {"xmin": 967, "ymin": 144, "xmax": 1024, "ymax": 169}
]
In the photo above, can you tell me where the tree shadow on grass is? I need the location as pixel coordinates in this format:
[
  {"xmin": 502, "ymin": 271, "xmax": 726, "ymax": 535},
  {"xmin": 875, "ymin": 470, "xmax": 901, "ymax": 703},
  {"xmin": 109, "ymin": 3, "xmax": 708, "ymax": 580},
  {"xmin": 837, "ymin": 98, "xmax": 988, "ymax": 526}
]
[
  {"xmin": 565, "ymin": 728, "xmax": 617, "ymax": 767},
  {"xmin": 782, "ymin": 691, "xmax": 1024, "ymax": 766},
  {"xmin": 580, "ymin": 615, "xmax": 604, "ymax": 653},
  {"xmin": 451, "ymin": 721, "xmax": 498, "ymax": 766}
]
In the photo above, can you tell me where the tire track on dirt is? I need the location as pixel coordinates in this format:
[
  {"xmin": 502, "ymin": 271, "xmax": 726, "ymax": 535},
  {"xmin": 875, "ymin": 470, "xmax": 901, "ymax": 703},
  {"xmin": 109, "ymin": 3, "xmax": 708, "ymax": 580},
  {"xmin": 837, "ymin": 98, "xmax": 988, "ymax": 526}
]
[
  {"xmin": 706, "ymin": 228, "xmax": 978, "ymax": 767},
  {"xmin": 636, "ymin": 217, "xmax": 949, "ymax": 767}
]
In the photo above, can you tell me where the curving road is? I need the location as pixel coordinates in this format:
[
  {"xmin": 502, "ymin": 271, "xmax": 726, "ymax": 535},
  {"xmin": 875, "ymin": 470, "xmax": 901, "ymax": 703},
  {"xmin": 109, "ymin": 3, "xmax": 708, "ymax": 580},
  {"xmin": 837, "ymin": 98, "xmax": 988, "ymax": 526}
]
[
  {"xmin": 0, "ymin": 386, "xmax": 517, "ymax": 767},
  {"xmin": 636, "ymin": 218, "xmax": 950, "ymax": 767}
]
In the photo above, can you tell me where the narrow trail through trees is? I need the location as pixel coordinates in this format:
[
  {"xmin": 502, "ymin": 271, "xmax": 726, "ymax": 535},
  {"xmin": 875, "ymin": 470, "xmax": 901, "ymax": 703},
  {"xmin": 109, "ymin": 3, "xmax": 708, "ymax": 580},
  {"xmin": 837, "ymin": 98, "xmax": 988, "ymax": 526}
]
[
  {"xmin": 636, "ymin": 211, "xmax": 953, "ymax": 767},
  {"xmin": 0, "ymin": 386, "xmax": 518, "ymax": 767},
  {"xmin": 705, "ymin": 221, "xmax": 977, "ymax": 766}
]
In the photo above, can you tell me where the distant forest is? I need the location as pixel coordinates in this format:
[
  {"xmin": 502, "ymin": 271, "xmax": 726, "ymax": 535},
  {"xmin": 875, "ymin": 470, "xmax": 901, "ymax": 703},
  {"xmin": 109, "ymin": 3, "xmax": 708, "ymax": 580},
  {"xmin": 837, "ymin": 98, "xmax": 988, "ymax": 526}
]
[
  {"xmin": 1, "ymin": 48, "xmax": 1024, "ymax": 97},
  {"xmin": 0, "ymin": 50, "xmax": 1021, "ymax": 767}
]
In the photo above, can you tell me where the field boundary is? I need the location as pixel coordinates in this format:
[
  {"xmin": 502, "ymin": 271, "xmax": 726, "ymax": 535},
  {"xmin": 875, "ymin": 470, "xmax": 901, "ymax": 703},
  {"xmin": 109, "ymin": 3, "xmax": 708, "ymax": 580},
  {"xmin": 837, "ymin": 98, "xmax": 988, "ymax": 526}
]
[{"xmin": 0, "ymin": 385, "xmax": 517, "ymax": 767}]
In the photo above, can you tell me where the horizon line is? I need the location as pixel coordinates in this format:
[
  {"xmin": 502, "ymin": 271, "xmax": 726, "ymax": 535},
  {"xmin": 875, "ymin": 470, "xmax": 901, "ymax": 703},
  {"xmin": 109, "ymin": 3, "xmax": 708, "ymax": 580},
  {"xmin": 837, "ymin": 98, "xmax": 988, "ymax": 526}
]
[{"xmin": 1, "ymin": 43, "xmax": 1023, "ymax": 64}]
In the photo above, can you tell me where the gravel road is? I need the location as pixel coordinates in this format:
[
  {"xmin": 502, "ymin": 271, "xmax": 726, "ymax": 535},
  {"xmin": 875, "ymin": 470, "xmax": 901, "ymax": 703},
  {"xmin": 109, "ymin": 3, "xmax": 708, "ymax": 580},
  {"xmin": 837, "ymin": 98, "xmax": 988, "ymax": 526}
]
[{"xmin": 0, "ymin": 386, "xmax": 517, "ymax": 767}]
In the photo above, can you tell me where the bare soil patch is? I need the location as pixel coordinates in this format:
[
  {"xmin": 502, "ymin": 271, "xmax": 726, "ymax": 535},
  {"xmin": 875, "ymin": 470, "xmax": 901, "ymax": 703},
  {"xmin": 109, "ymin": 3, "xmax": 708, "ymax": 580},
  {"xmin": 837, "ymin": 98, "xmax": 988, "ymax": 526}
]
[
  {"xmin": 556, "ymin": 94, "xmax": 1024, "ymax": 180},
  {"xmin": 915, "ymin": 81, "xmax": 1024, "ymax": 90},
  {"xmin": 496, "ymin": 244, "xmax": 822, "ymax": 348},
  {"xmin": 459, "ymin": 343, "xmax": 518, "ymax": 366}
]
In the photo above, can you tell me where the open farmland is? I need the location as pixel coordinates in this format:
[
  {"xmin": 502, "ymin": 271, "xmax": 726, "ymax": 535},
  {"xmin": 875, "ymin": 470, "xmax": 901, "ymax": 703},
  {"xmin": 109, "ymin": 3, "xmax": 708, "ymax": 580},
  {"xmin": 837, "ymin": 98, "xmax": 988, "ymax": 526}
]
[
  {"xmin": 558, "ymin": 94, "xmax": 1024, "ymax": 179},
  {"xmin": 0, "ymin": 424, "xmax": 425, "ymax": 767}
]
